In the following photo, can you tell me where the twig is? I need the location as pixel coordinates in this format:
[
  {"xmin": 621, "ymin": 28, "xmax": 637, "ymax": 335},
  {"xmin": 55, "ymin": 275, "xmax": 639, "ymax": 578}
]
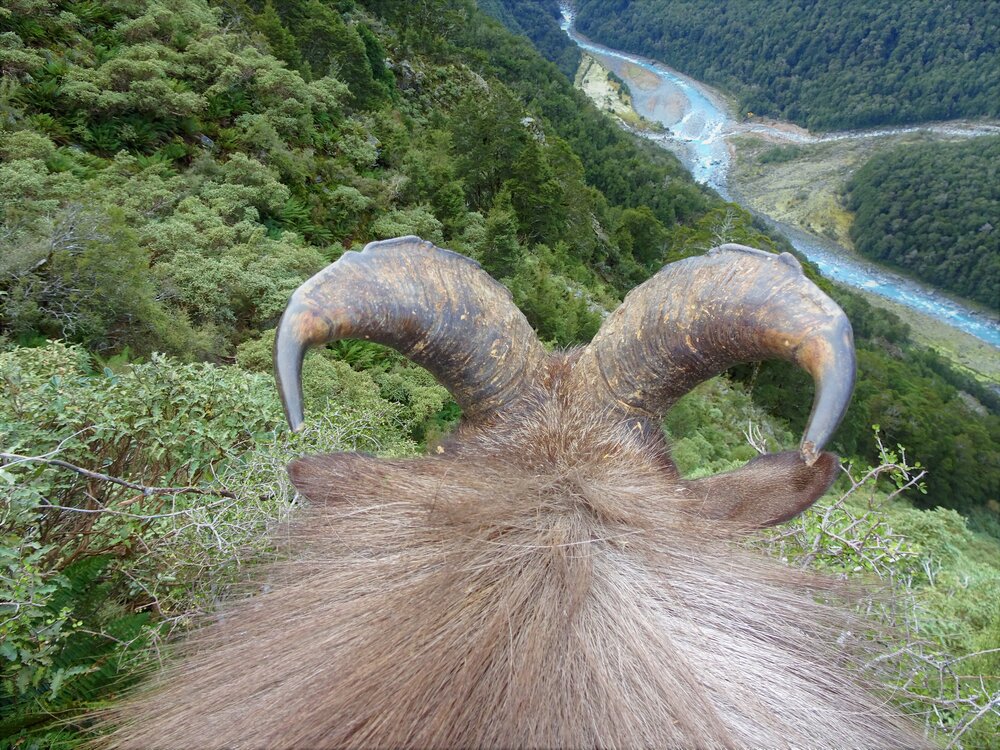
[
  {"xmin": 1, "ymin": 452, "xmax": 237, "ymax": 499},
  {"xmin": 945, "ymin": 694, "xmax": 1000, "ymax": 748},
  {"xmin": 34, "ymin": 498, "xmax": 233, "ymax": 520}
]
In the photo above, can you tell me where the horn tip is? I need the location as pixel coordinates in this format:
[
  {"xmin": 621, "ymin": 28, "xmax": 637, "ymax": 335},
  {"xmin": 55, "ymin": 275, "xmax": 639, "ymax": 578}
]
[
  {"xmin": 279, "ymin": 396, "xmax": 306, "ymax": 434},
  {"xmin": 800, "ymin": 441, "xmax": 820, "ymax": 466}
]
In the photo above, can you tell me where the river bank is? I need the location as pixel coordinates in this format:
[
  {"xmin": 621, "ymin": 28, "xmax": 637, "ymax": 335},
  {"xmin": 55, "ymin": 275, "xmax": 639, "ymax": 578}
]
[
  {"xmin": 559, "ymin": 6, "xmax": 999, "ymax": 382},
  {"xmin": 727, "ymin": 134, "xmax": 1000, "ymax": 381},
  {"xmin": 573, "ymin": 53, "xmax": 661, "ymax": 133}
]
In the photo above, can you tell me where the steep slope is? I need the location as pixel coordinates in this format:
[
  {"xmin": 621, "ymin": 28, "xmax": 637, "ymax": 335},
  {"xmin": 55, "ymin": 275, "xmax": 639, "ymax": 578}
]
[
  {"xmin": 0, "ymin": 0, "xmax": 996, "ymax": 553},
  {"xmin": 1, "ymin": 2, "xmax": 999, "ymax": 746}
]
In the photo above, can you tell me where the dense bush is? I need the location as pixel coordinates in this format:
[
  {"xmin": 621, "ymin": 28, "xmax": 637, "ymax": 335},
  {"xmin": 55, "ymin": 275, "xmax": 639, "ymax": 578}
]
[
  {"xmin": 0, "ymin": 0, "xmax": 714, "ymax": 361},
  {"xmin": 0, "ymin": 340, "xmax": 445, "ymax": 742}
]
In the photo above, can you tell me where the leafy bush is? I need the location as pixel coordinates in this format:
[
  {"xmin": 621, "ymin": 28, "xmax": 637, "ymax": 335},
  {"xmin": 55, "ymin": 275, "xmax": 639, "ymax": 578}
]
[
  {"xmin": 666, "ymin": 376, "xmax": 796, "ymax": 477},
  {"xmin": 758, "ymin": 145, "xmax": 806, "ymax": 165},
  {"xmin": 0, "ymin": 341, "xmax": 430, "ymax": 744}
]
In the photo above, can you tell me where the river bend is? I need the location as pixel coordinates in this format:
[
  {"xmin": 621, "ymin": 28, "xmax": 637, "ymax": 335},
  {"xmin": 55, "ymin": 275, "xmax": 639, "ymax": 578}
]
[{"xmin": 559, "ymin": 6, "xmax": 1000, "ymax": 349}]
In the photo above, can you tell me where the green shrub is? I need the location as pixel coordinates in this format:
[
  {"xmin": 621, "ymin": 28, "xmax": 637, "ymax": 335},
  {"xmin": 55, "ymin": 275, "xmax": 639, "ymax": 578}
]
[
  {"xmin": 757, "ymin": 145, "xmax": 806, "ymax": 164},
  {"xmin": 0, "ymin": 340, "xmax": 428, "ymax": 744}
]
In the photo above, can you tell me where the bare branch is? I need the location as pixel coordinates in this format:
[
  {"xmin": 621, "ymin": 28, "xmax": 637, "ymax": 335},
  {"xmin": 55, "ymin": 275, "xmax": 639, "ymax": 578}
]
[
  {"xmin": 1, "ymin": 451, "xmax": 237, "ymax": 499},
  {"xmin": 742, "ymin": 420, "xmax": 769, "ymax": 455}
]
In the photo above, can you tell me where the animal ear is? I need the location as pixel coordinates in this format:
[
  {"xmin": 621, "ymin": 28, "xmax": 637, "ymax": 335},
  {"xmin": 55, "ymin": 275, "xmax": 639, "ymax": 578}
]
[
  {"xmin": 681, "ymin": 451, "xmax": 840, "ymax": 528},
  {"xmin": 287, "ymin": 453, "xmax": 452, "ymax": 506},
  {"xmin": 288, "ymin": 453, "xmax": 366, "ymax": 504},
  {"xmin": 288, "ymin": 453, "xmax": 416, "ymax": 505}
]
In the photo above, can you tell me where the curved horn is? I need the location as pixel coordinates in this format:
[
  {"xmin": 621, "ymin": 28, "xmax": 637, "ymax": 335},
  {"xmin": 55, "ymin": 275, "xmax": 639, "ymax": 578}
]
[
  {"xmin": 275, "ymin": 236, "xmax": 547, "ymax": 431},
  {"xmin": 570, "ymin": 245, "xmax": 855, "ymax": 462}
]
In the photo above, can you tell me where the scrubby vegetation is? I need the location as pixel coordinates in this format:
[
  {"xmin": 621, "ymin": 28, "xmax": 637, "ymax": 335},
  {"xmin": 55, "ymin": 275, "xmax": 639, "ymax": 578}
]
[
  {"xmin": 571, "ymin": 0, "xmax": 1000, "ymax": 130},
  {"xmin": 2, "ymin": 0, "xmax": 999, "ymax": 745},
  {"xmin": 0, "ymin": 340, "xmax": 450, "ymax": 742},
  {"xmin": 846, "ymin": 137, "xmax": 1000, "ymax": 309}
]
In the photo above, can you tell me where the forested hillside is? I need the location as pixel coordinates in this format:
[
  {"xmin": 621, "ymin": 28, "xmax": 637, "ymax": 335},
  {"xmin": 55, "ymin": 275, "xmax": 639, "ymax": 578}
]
[
  {"xmin": 2, "ymin": 0, "xmax": 999, "ymax": 745},
  {"xmin": 479, "ymin": 0, "xmax": 579, "ymax": 77},
  {"xmin": 846, "ymin": 137, "xmax": 1000, "ymax": 309},
  {"xmin": 0, "ymin": 0, "xmax": 748, "ymax": 357},
  {"xmin": 2, "ymin": 0, "xmax": 997, "ymax": 517},
  {"xmin": 572, "ymin": 0, "xmax": 1000, "ymax": 130}
]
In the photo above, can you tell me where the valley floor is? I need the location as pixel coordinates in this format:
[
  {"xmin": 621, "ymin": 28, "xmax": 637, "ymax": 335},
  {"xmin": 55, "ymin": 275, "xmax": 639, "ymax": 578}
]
[
  {"xmin": 570, "ymin": 53, "xmax": 1000, "ymax": 384},
  {"xmin": 728, "ymin": 133, "xmax": 1000, "ymax": 384}
]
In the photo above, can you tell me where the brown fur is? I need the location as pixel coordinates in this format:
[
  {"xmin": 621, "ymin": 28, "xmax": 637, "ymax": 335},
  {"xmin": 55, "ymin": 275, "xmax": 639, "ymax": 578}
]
[{"xmin": 100, "ymin": 362, "xmax": 930, "ymax": 749}]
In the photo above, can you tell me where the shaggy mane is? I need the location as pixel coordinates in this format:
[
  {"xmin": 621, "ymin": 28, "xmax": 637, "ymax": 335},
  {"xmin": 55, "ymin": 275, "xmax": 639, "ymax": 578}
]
[{"xmin": 99, "ymin": 399, "xmax": 927, "ymax": 749}]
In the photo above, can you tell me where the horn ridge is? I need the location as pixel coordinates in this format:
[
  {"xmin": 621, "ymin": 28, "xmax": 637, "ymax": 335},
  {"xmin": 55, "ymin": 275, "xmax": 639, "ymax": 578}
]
[
  {"xmin": 570, "ymin": 244, "xmax": 856, "ymax": 459},
  {"xmin": 274, "ymin": 236, "xmax": 548, "ymax": 431}
]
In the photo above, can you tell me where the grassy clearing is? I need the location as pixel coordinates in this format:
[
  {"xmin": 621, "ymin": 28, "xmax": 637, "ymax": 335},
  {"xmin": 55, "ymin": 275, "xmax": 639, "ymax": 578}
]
[{"xmin": 731, "ymin": 134, "xmax": 899, "ymax": 247}]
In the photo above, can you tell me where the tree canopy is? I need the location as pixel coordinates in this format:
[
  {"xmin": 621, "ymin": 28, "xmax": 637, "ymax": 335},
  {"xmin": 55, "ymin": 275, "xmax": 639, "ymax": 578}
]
[
  {"xmin": 571, "ymin": 0, "xmax": 1000, "ymax": 130},
  {"xmin": 847, "ymin": 137, "xmax": 1000, "ymax": 309}
]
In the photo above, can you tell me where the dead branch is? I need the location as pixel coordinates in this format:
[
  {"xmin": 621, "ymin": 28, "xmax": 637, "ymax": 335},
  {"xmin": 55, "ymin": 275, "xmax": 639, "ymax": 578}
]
[{"xmin": 1, "ymin": 451, "xmax": 237, "ymax": 499}]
